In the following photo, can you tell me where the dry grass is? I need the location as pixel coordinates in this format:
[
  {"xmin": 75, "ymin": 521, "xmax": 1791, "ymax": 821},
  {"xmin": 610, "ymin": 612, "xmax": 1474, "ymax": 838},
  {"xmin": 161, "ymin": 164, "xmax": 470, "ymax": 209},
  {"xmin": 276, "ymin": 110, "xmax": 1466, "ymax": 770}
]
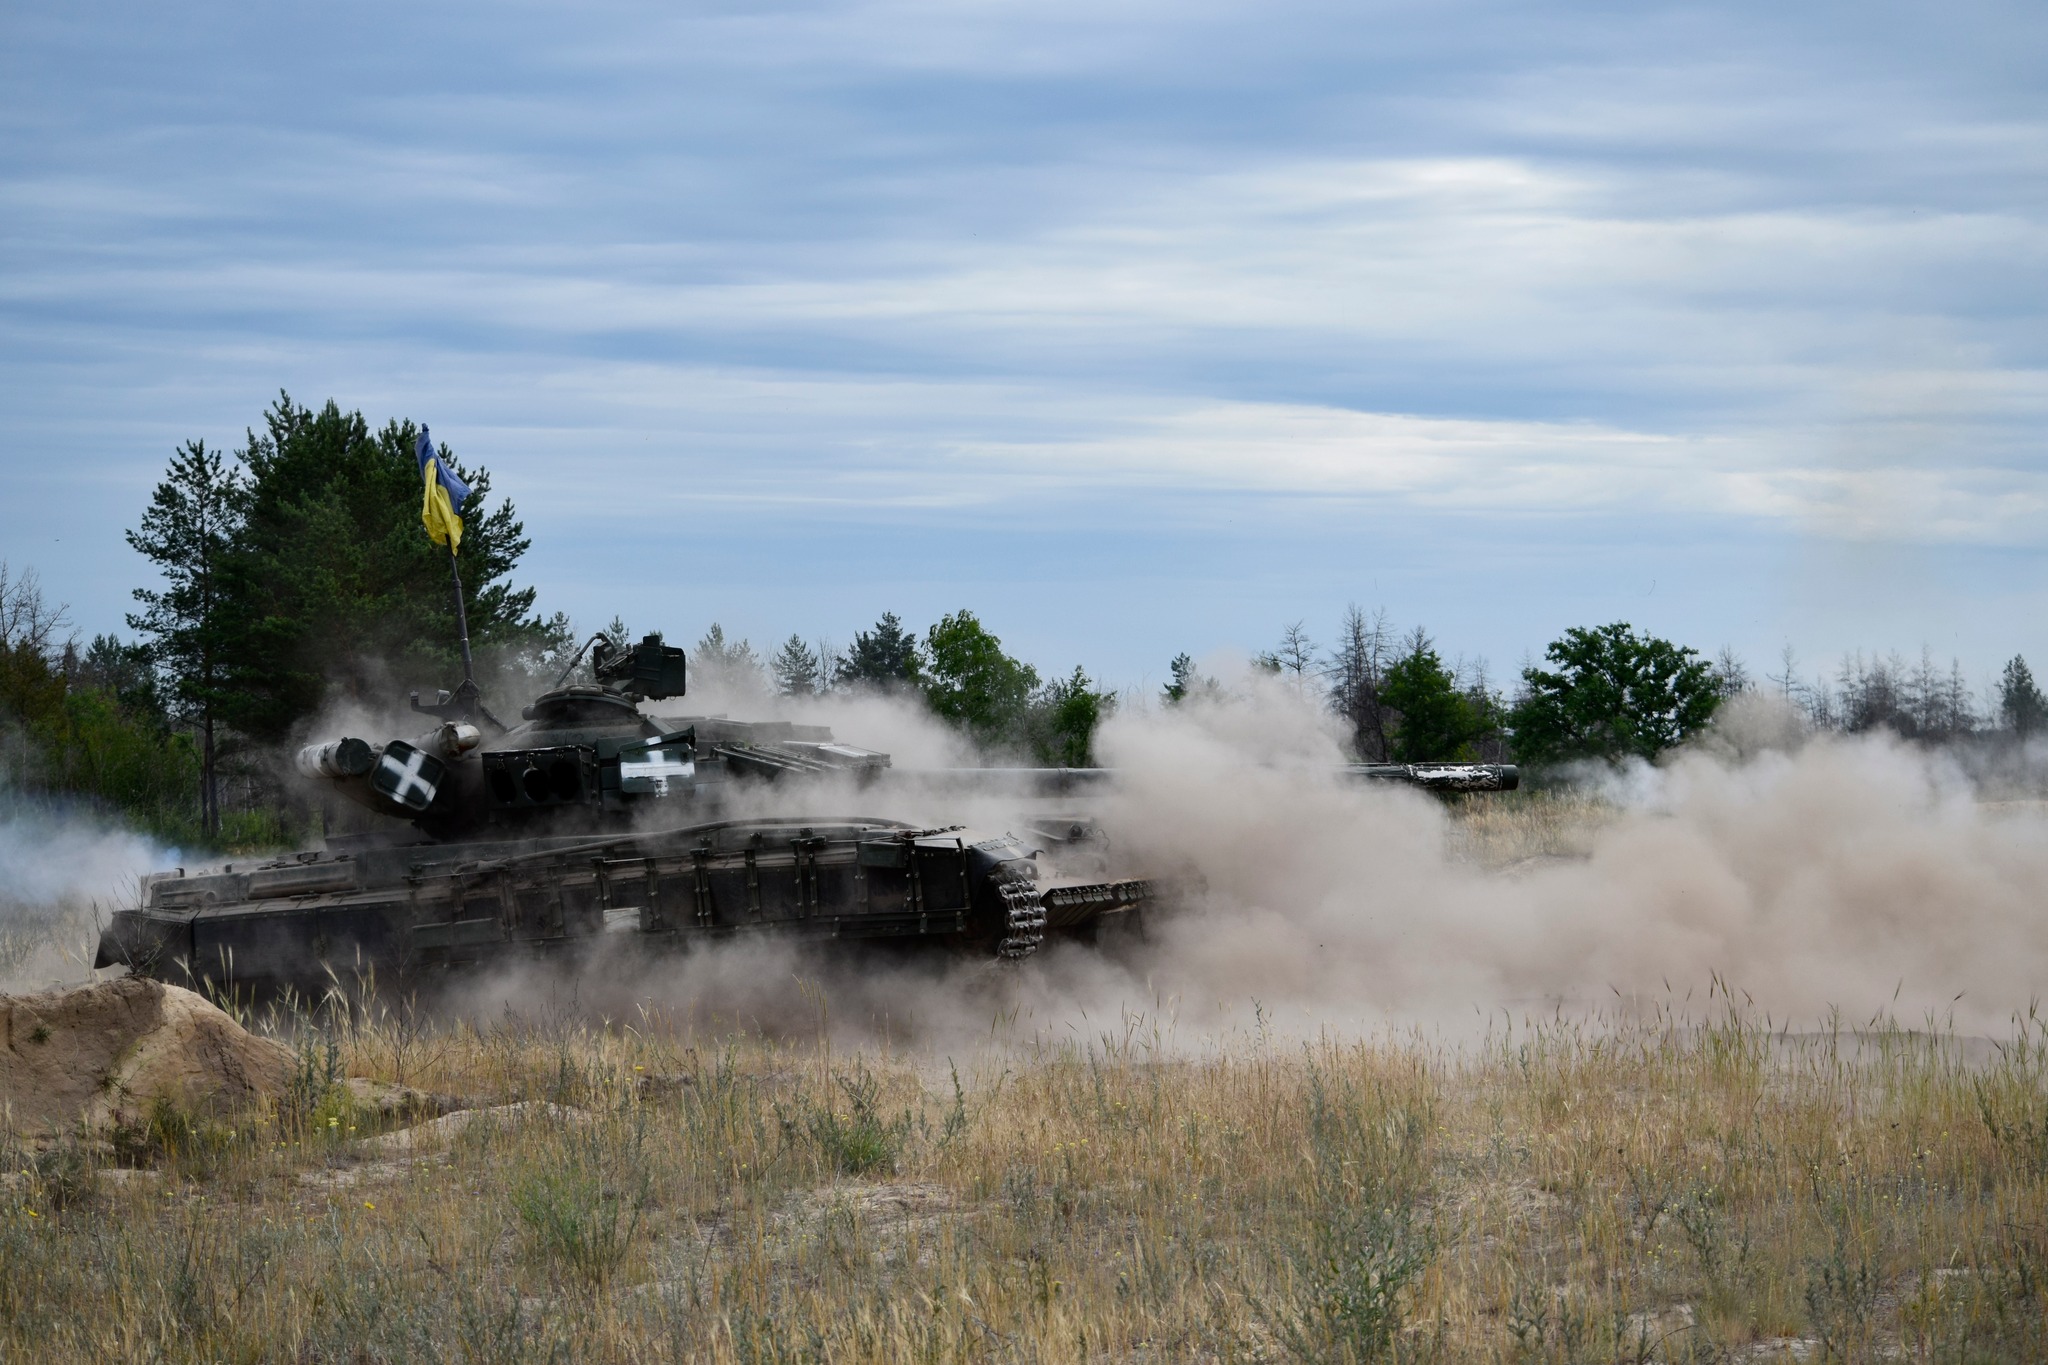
[
  {"xmin": 3, "ymin": 989, "xmax": 2045, "ymax": 1363},
  {"xmin": 1444, "ymin": 789, "xmax": 1617, "ymax": 871},
  {"xmin": 3, "ymin": 795, "xmax": 2044, "ymax": 1361}
]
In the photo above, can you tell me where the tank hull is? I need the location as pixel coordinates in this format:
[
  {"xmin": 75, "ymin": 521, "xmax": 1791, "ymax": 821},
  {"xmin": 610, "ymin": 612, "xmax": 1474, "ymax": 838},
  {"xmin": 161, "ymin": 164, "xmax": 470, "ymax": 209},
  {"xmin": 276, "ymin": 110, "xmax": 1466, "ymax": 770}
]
[{"xmin": 99, "ymin": 816, "xmax": 1148, "ymax": 1000}]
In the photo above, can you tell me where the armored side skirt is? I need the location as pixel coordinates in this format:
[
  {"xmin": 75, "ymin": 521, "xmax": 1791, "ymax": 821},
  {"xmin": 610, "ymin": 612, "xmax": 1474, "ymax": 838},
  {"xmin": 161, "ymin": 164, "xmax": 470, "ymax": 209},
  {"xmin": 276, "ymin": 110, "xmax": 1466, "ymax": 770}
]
[{"xmin": 97, "ymin": 817, "xmax": 1149, "ymax": 998}]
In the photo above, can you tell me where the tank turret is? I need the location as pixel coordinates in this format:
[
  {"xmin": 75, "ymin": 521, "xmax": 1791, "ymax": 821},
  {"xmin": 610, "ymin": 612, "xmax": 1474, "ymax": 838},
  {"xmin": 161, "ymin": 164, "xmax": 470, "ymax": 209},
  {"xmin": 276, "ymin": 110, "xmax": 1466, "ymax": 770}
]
[{"xmin": 288, "ymin": 635, "xmax": 888, "ymax": 843}]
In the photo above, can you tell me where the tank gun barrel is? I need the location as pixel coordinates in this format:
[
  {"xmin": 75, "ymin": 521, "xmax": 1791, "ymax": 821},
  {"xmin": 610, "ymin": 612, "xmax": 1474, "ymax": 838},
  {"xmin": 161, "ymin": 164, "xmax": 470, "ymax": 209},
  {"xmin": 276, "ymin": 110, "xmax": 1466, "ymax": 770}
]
[
  {"xmin": 294, "ymin": 723, "xmax": 484, "ymax": 818},
  {"xmin": 295, "ymin": 737, "xmax": 374, "ymax": 780},
  {"xmin": 1346, "ymin": 763, "xmax": 1519, "ymax": 792}
]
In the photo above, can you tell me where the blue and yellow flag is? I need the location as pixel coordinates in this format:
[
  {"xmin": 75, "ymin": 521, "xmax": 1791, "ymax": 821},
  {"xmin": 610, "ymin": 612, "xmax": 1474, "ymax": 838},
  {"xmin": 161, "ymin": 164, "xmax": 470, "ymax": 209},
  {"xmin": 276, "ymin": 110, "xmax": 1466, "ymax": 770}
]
[{"xmin": 415, "ymin": 426, "xmax": 471, "ymax": 555}]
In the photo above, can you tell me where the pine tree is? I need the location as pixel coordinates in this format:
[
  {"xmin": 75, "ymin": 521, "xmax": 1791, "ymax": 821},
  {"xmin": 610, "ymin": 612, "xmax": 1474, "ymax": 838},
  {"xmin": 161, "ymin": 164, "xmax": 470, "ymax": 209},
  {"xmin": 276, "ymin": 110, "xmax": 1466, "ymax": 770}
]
[
  {"xmin": 224, "ymin": 394, "xmax": 543, "ymax": 739},
  {"xmin": 1163, "ymin": 653, "xmax": 1197, "ymax": 705},
  {"xmin": 1381, "ymin": 629, "xmax": 1485, "ymax": 762},
  {"xmin": 76, "ymin": 634, "xmax": 162, "ymax": 717},
  {"xmin": 1999, "ymin": 656, "xmax": 2046, "ymax": 739},
  {"xmin": 772, "ymin": 635, "xmax": 823, "ymax": 698},
  {"xmin": 126, "ymin": 440, "xmax": 243, "ymax": 835},
  {"xmin": 692, "ymin": 623, "xmax": 768, "ymax": 697},
  {"xmin": 1161, "ymin": 653, "xmax": 1219, "ymax": 706},
  {"xmin": 834, "ymin": 612, "xmax": 922, "ymax": 689}
]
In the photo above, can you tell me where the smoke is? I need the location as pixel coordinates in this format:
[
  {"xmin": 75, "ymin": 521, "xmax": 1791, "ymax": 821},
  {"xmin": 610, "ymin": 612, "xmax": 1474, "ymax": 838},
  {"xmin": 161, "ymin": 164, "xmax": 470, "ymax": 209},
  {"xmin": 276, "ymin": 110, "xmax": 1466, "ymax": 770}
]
[{"xmin": 0, "ymin": 799, "xmax": 178, "ymax": 994}]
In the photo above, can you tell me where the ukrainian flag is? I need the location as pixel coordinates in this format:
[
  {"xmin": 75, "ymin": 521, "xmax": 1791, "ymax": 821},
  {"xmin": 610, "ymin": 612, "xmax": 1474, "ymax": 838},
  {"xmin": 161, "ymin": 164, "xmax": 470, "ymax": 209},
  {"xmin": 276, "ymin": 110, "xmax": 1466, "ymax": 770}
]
[{"xmin": 415, "ymin": 426, "xmax": 472, "ymax": 555}]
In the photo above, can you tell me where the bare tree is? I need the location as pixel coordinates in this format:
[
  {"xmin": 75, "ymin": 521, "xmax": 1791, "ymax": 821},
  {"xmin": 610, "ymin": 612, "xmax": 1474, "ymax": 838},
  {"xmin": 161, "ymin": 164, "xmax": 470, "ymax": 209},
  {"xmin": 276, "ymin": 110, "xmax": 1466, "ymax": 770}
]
[
  {"xmin": 1454, "ymin": 653, "xmax": 1510, "ymax": 762},
  {"xmin": 1766, "ymin": 644, "xmax": 1803, "ymax": 702},
  {"xmin": 1324, "ymin": 605, "xmax": 1393, "ymax": 761},
  {"xmin": 1840, "ymin": 650, "xmax": 1910, "ymax": 735},
  {"xmin": 1275, "ymin": 620, "xmax": 1317, "ymax": 693},
  {"xmin": 1907, "ymin": 647, "xmax": 1945, "ymax": 737},
  {"xmin": 1934, "ymin": 657, "xmax": 1976, "ymax": 739},
  {"xmin": 0, "ymin": 562, "xmax": 71, "ymax": 659},
  {"xmin": 1804, "ymin": 675, "xmax": 1839, "ymax": 731},
  {"xmin": 1713, "ymin": 646, "xmax": 1751, "ymax": 696}
]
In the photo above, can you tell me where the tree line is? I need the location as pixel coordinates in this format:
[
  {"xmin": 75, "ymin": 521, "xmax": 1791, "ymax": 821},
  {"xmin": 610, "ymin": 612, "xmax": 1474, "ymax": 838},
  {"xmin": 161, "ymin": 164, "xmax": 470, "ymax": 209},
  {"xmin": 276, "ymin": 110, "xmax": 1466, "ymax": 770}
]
[
  {"xmin": 1758, "ymin": 645, "xmax": 2048, "ymax": 744},
  {"xmin": 627, "ymin": 609, "xmax": 1114, "ymax": 769},
  {"xmin": 1195, "ymin": 610, "xmax": 1730, "ymax": 768},
  {"xmin": 3, "ymin": 391, "xmax": 2042, "ymax": 846}
]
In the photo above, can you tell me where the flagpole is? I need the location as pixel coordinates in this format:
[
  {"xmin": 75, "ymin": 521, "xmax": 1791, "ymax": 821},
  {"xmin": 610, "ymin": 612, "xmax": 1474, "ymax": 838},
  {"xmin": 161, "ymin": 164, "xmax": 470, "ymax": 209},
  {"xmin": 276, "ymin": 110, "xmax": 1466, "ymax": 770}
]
[{"xmin": 447, "ymin": 547, "xmax": 475, "ymax": 690}]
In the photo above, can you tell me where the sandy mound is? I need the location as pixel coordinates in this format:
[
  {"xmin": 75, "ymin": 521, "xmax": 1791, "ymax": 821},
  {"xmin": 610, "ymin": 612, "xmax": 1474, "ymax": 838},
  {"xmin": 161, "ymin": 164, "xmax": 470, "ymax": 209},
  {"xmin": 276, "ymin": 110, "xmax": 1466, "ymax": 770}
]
[
  {"xmin": 0, "ymin": 977, "xmax": 293, "ymax": 1138},
  {"xmin": 365, "ymin": 1100, "xmax": 586, "ymax": 1154}
]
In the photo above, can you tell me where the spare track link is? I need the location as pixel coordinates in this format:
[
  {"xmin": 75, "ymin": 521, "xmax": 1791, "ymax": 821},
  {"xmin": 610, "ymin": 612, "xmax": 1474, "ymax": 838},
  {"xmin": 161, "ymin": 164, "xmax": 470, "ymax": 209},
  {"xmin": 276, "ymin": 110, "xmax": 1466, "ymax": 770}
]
[{"xmin": 996, "ymin": 878, "xmax": 1047, "ymax": 960}]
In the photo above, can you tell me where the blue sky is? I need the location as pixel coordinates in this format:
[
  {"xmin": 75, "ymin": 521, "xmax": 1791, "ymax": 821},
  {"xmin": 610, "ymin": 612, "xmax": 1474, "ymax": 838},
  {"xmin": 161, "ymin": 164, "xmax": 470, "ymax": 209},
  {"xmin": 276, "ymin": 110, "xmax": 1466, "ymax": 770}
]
[{"xmin": 4, "ymin": 0, "xmax": 2045, "ymax": 696}]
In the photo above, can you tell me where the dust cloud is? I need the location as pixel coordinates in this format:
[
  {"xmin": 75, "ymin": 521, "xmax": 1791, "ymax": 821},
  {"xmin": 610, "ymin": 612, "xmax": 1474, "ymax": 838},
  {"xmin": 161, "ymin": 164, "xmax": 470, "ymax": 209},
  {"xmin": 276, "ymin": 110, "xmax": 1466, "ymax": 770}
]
[
  {"xmin": 0, "ymin": 801, "xmax": 175, "ymax": 993},
  {"xmin": 434, "ymin": 678, "xmax": 2048, "ymax": 1049},
  {"xmin": 1079, "ymin": 682, "xmax": 2048, "ymax": 1040},
  {"xmin": 24, "ymin": 665, "xmax": 2048, "ymax": 1048}
]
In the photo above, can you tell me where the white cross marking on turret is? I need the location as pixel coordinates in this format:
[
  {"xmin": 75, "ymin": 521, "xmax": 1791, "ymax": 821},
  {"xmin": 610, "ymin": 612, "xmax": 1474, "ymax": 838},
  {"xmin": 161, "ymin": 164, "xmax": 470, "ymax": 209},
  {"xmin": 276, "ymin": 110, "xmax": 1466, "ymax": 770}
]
[{"xmin": 378, "ymin": 747, "xmax": 439, "ymax": 808}]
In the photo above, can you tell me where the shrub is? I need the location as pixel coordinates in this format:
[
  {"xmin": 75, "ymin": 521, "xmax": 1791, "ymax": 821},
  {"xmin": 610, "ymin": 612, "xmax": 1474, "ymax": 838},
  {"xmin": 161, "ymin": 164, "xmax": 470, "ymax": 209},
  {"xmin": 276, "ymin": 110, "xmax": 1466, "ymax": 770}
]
[
  {"xmin": 510, "ymin": 1120, "xmax": 650, "ymax": 1290},
  {"xmin": 789, "ymin": 1062, "xmax": 912, "ymax": 1177}
]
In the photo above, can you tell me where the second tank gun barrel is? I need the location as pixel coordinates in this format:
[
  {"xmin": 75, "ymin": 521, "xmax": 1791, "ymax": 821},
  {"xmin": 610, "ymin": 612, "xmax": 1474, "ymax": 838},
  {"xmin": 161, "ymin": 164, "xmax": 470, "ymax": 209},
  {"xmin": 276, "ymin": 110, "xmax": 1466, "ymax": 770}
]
[{"xmin": 888, "ymin": 763, "xmax": 1518, "ymax": 795}]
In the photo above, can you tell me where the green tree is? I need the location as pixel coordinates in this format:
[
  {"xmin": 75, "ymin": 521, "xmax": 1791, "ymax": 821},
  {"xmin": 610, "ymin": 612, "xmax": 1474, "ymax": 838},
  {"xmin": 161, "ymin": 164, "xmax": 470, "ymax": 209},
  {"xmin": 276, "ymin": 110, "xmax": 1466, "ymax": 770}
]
[
  {"xmin": 1509, "ymin": 622, "xmax": 1721, "ymax": 765},
  {"xmin": 125, "ymin": 439, "xmax": 242, "ymax": 834},
  {"xmin": 1029, "ymin": 667, "xmax": 1114, "ymax": 767},
  {"xmin": 692, "ymin": 623, "xmax": 767, "ymax": 697},
  {"xmin": 0, "ymin": 563, "xmax": 69, "ymax": 738},
  {"xmin": 1162, "ymin": 653, "xmax": 1220, "ymax": 706},
  {"xmin": 224, "ymin": 394, "xmax": 542, "ymax": 740},
  {"xmin": 835, "ymin": 612, "xmax": 923, "ymax": 689},
  {"xmin": 0, "ymin": 565, "xmax": 203, "ymax": 841},
  {"xmin": 771, "ymin": 635, "xmax": 824, "ymax": 698},
  {"xmin": 923, "ymin": 610, "xmax": 1038, "ymax": 747},
  {"xmin": 1999, "ymin": 656, "xmax": 2046, "ymax": 740},
  {"xmin": 1381, "ymin": 634, "xmax": 1485, "ymax": 762},
  {"xmin": 74, "ymin": 634, "xmax": 161, "ymax": 713}
]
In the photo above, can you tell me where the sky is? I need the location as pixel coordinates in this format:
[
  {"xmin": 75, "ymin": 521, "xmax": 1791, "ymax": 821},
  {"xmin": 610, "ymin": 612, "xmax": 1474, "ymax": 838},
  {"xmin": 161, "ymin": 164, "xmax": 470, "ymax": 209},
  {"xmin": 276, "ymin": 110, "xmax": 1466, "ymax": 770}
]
[{"xmin": 3, "ymin": 0, "xmax": 2045, "ymax": 697}]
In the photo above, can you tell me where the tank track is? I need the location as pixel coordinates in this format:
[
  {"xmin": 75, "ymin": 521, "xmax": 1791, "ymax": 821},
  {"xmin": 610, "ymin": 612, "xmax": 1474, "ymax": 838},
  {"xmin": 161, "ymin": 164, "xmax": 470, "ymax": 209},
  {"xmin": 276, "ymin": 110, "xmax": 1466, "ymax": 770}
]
[{"xmin": 995, "ymin": 878, "xmax": 1047, "ymax": 959}]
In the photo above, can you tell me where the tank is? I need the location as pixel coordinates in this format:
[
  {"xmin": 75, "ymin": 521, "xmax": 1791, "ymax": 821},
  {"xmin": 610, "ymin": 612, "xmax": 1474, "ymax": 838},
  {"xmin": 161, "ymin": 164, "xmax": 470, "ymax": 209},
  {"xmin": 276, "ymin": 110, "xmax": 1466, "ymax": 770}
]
[{"xmin": 96, "ymin": 634, "xmax": 1150, "ymax": 998}]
